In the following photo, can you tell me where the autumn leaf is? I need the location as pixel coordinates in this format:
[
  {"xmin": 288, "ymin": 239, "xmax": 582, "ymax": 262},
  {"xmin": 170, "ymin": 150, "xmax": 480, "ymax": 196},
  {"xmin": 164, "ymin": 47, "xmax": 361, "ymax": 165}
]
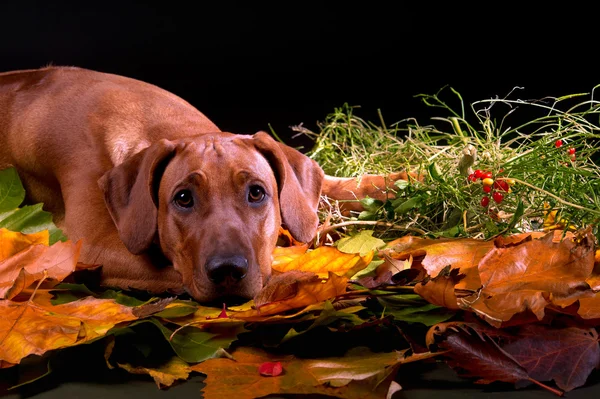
[
  {"xmin": 336, "ymin": 230, "xmax": 385, "ymax": 256},
  {"xmin": 413, "ymin": 266, "xmax": 464, "ymax": 310},
  {"xmin": 378, "ymin": 294, "xmax": 456, "ymax": 326},
  {"xmin": 117, "ymin": 356, "xmax": 191, "ymax": 389},
  {"xmin": 462, "ymin": 229, "xmax": 595, "ymax": 326},
  {"xmin": 0, "ymin": 228, "xmax": 48, "ymax": 260},
  {"xmin": 274, "ymin": 246, "xmax": 373, "ymax": 279},
  {"xmin": 0, "ymin": 239, "xmax": 82, "ymax": 299},
  {"xmin": 271, "ymin": 244, "xmax": 309, "ymax": 270},
  {"xmin": 0, "ymin": 296, "xmax": 137, "ymax": 365},
  {"xmin": 433, "ymin": 325, "xmax": 563, "ymax": 395},
  {"xmin": 502, "ymin": 324, "xmax": 600, "ymax": 392},
  {"xmin": 235, "ymin": 272, "xmax": 348, "ymax": 319},
  {"xmin": 191, "ymin": 346, "xmax": 435, "ymax": 399}
]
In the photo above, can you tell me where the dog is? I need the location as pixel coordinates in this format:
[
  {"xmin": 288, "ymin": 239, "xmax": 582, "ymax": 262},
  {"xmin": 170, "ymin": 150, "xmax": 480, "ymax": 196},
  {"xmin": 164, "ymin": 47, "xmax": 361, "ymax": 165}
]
[{"xmin": 0, "ymin": 66, "xmax": 401, "ymax": 302}]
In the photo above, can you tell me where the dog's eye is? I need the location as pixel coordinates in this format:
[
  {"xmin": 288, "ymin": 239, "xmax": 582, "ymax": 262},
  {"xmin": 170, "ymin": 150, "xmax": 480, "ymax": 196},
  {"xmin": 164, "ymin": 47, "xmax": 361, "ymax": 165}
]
[
  {"xmin": 248, "ymin": 185, "xmax": 266, "ymax": 203},
  {"xmin": 174, "ymin": 190, "xmax": 194, "ymax": 208}
]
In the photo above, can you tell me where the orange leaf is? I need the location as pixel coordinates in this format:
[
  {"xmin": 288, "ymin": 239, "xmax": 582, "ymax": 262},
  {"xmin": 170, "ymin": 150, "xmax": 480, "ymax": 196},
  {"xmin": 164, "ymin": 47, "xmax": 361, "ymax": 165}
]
[
  {"xmin": 273, "ymin": 246, "xmax": 373, "ymax": 278},
  {"xmin": 0, "ymin": 228, "xmax": 49, "ymax": 260},
  {"xmin": 117, "ymin": 357, "xmax": 191, "ymax": 389},
  {"xmin": 234, "ymin": 272, "xmax": 348, "ymax": 319},
  {"xmin": 414, "ymin": 267, "xmax": 464, "ymax": 310},
  {"xmin": 0, "ymin": 240, "xmax": 82, "ymax": 299},
  {"xmin": 463, "ymin": 229, "xmax": 595, "ymax": 327},
  {"xmin": 0, "ymin": 296, "xmax": 137, "ymax": 365},
  {"xmin": 271, "ymin": 244, "xmax": 309, "ymax": 271}
]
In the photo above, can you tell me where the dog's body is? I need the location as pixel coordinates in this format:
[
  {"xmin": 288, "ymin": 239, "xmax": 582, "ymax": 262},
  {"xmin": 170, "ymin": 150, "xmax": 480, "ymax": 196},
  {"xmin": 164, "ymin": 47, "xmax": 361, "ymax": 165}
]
[{"xmin": 0, "ymin": 66, "xmax": 397, "ymax": 302}]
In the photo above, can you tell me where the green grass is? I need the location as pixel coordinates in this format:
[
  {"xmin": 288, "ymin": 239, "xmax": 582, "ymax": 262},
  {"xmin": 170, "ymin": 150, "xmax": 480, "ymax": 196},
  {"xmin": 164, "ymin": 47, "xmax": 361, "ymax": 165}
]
[{"xmin": 292, "ymin": 86, "xmax": 600, "ymax": 240}]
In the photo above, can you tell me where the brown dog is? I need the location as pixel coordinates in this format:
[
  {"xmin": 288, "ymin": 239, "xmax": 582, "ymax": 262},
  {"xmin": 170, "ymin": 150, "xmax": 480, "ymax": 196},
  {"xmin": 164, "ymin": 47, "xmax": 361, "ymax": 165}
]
[{"xmin": 0, "ymin": 66, "xmax": 398, "ymax": 302}]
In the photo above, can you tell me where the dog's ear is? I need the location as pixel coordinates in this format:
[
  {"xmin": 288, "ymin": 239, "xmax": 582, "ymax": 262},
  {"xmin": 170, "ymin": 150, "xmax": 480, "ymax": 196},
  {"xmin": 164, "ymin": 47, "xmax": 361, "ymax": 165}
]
[
  {"xmin": 98, "ymin": 139, "xmax": 177, "ymax": 255},
  {"xmin": 251, "ymin": 131, "xmax": 324, "ymax": 243}
]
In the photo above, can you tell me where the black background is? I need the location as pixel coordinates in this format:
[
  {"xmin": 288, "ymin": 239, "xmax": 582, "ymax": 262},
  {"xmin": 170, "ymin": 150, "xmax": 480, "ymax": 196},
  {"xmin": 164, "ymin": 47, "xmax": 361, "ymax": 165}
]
[
  {"xmin": 2, "ymin": 2, "xmax": 598, "ymax": 150},
  {"xmin": 1, "ymin": 2, "xmax": 600, "ymax": 397}
]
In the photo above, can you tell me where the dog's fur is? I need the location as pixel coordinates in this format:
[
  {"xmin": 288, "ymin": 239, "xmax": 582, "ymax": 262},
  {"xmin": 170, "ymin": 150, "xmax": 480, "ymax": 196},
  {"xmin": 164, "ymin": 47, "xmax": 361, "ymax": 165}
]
[{"xmin": 0, "ymin": 66, "xmax": 399, "ymax": 302}]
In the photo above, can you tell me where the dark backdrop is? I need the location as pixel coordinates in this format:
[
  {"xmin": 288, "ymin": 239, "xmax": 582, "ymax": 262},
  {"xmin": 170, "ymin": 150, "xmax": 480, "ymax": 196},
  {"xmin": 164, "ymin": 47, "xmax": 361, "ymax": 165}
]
[
  {"xmin": 2, "ymin": 2, "xmax": 598, "ymax": 150},
  {"xmin": 1, "ymin": 2, "xmax": 600, "ymax": 398}
]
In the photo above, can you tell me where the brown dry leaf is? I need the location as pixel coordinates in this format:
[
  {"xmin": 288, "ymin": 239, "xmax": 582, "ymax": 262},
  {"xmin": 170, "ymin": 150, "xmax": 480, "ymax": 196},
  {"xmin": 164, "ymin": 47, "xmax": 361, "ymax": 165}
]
[
  {"xmin": 254, "ymin": 270, "xmax": 320, "ymax": 309},
  {"xmin": 117, "ymin": 357, "xmax": 191, "ymax": 389},
  {"xmin": 414, "ymin": 267, "xmax": 464, "ymax": 310},
  {"xmin": 191, "ymin": 346, "xmax": 434, "ymax": 399},
  {"xmin": 0, "ymin": 296, "xmax": 137, "ymax": 365},
  {"xmin": 273, "ymin": 246, "xmax": 373, "ymax": 278},
  {"xmin": 462, "ymin": 229, "xmax": 595, "ymax": 327},
  {"xmin": 0, "ymin": 240, "xmax": 82, "ymax": 299},
  {"xmin": 234, "ymin": 272, "xmax": 348, "ymax": 319}
]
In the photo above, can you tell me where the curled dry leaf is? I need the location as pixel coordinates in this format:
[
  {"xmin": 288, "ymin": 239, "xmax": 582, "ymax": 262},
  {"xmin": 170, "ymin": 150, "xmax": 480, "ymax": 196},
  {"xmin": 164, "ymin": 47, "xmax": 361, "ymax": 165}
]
[
  {"xmin": 117, "ymin": 357, "xmax": 191, "ymax": 389},
  {"xmin": 462, "ymin": 229, "xmax": 595, "ymax": 326},
  {"xmin": 413, "ymin": 266, "xmax": 464, "ymax": 310}
]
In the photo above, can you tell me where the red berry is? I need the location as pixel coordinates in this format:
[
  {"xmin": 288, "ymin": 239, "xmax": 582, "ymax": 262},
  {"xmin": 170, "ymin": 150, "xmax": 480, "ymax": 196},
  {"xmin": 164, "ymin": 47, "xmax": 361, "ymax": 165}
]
[
  {"xmin": 474, "ymin": 169, "xmax": 484, "ymax": 178},
  {"xmin": 492, "ymin": 192, "xmax": 504, "ymax": 203},
  {"xmin": 483, "ymin": 185, "xmax": 491, "ymax": 193},
  {"xmin": 555, "ymin": 139, "xmax": 563, "ymax": 148},
  {"xmin": 468, "ymin": 173, "xmax": 477, "ymax": 182},
  {"xmin": 493, "ymin": 180, "xmax": 509, "ymax": 192},
  {"xmin": 482, "ymin": 171, "xmax": 493, "ymax": 179},
  {"xmin": 568, "ymin": 147, "xmax": 576, "ymax": 155},
  {"xmin": 480, "ymin": 196, "xmax": 490, "ymax": 207}
]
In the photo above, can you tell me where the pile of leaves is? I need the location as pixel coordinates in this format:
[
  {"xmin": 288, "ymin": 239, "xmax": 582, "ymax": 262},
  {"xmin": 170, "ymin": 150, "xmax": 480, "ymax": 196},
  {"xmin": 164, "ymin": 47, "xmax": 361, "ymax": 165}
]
[{"xmin": 1, "ymin": 88, "xmax": 600, "ymax": 398}]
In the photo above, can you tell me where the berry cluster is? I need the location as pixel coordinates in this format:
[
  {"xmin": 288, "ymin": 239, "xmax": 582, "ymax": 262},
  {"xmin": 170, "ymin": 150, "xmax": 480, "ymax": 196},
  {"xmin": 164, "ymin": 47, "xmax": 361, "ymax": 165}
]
[
  {"xmin": 468, "ymin": 169, "xmax": 514, "ymax": 207},
  {"xmin": 555, "ymin": 139, "xmax": 576, "ymax": 161}
]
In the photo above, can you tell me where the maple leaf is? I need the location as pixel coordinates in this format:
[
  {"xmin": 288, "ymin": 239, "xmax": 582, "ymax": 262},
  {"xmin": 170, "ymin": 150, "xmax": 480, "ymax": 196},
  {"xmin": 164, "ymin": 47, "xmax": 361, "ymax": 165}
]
[
  {"xmin": 235, "ymin": 272, "xmax": 348, "ymax": 319},
  {"xmin": 191, "ymin": 346, "xmax": 437, "ymax": 399},
  {"xmin": 462, "ymin": 229, "xmax": 595, "ymax": 326},
  {"xmin": 502, "ymin": 324, "xmax": 600, "ymax": 392},
  {"xmin": 434, "ymin": 325, "xmax": 563, "ymax": 396},
  {"xmin": 0, "ymin": 296, "xmax": 137, "ymax": 365}
]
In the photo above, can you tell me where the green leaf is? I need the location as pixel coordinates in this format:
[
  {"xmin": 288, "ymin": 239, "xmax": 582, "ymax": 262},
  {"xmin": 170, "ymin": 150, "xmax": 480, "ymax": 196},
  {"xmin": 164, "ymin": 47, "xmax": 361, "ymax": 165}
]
[
  {"xmin": 281, "ymin": 301, "xmax": 365, "ymax": 343},
  {"xmin": 0, "ymin": 167, "xmax": 25, "ymax": 212},
  {"xmin": 392, "ymin": 196, "xmax": 422, "ymax": 215},
  {"xmin": 358, "ymin": 210, "xmax": 379, "ymax": 221},
  {"xmin": 154, "ymin": 300, "xmax": 199, "ymax": 319},
  {"xmin": 145, "ymin": 318, "xmax": 245, "ymax": 363},
  {"xmin": 395, "ymin": 179, "xmax": 410, "ymax": 190},
  {"xmin": 359, "ymin": 197, "xmax": 384, "ymax": 212},
  {"xmin": 428, "ymin": 162, "xmax": 444, "ymax": 183},
  {"xmin": 0, "ymin": 204, "xmax": 66, "ymax": 244},
  {"xmin": 99, "ymin": 290, "xmax": 151, "ymax": 307},
  {"xmin": 351, "ymin": 259, "xmax": 385, "ymax": 279},
  {"xmin": 378, "ymin": 294, "xmax": 456, "ymax": 326},
  {"xmin": 507, "ymin": 200, "xmax": 525, "ymax": 232},
  {"xmin": 336, "ymin": 230, "xmax": 386, "ymax": 256}
]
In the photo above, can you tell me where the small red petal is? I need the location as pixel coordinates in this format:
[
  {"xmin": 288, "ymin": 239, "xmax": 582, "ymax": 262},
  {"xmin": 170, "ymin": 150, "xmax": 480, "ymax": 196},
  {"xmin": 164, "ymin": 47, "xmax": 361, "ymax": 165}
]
[
  {"xmin": 259, "ymin": 362, "xmax": 283, "ymax": 377},
  {"xmin": 218, "ymin": 303, "xmax": 228, "ymax": 318},
  {"xmin": 555, "ymin": 139, "xmax": 563, "ymax": 148}
]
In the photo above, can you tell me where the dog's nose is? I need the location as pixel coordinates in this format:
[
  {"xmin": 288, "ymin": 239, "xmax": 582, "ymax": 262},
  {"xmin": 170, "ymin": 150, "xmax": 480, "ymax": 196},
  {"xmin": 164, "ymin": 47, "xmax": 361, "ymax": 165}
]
[{"xmin": 206, "ymin": 255, "xmax": 249, "ymax": 285}]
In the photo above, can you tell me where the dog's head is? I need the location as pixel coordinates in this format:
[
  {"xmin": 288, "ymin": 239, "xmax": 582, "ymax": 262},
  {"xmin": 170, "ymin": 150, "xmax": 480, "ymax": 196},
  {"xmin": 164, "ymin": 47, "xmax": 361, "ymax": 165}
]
[{"xmin": 98, "ymin": 132, "xmax": 323, "ymax": 302}]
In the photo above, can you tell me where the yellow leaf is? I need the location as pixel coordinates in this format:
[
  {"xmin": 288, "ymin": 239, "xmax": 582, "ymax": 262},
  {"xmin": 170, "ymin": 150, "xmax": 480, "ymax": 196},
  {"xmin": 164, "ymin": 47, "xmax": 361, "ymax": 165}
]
[
  {"xmin": 271, "ymin": 244, "xmax": 309, "ymax": 270},
  {"xmin": 117, "ymin": 357, "xmax": 191, "ymax": 389},
  {"xmin": 274, "ymin": 246, "xmax": 373, "ymax": 278},
  {"xmin": 0, "ymin": 228, "xmax": 48, "ymax": 260},
  {"xmin": 0, "ymin": 297, "xmax": 137, "ymax": 364}
]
